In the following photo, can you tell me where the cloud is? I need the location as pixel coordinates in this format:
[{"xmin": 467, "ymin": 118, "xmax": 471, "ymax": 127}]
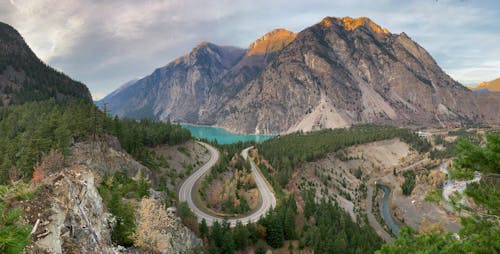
[{"xmin": 1, "ymin": 0, "xmax": 499, "ymax": 97}]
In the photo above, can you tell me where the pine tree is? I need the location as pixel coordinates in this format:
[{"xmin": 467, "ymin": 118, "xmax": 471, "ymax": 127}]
[
  {"xmin": 266, "ymin": 214, "xmax": 284, "ymax": 248},
  {"xmin": 233, "ymin": 221, "xmax": 249, "ymax": 250},
  {"xmin": 199, "ymin": 218, "xmax": 208, "ymax": 239}
]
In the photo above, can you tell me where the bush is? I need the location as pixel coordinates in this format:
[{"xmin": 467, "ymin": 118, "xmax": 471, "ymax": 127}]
[
  {"xmin": 0, "ymin": 204, "xmax": 32, "ymax": 253},
  {"xmin": 401, "ymin": 171, "xmax": 416, "ymax": 196}
]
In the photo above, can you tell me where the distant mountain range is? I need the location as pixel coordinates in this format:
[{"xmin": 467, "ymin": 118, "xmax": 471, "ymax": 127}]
[
  {"xmin": 98, "ymin": 16, "xmax": 500, "ymax": 134},
  {"xmin": 0, "ymin": 22, "xmax": 92, "ymax": 106},
  {"xmin": 468, "ymin": 78, "xmax": 500, "ymax": 93}
]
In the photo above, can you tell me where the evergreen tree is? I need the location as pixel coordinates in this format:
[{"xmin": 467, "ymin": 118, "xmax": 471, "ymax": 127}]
[
  {"xmin": 266, "ymin": 214, "xmax": 284, "ymax": 248},
  {"xmin": 199, "ymin": 218, "xmax": 208, "ymax": 239},
  {"xmin": 233, "ymin": 221, "xmax": 249, "ymax": 250}
]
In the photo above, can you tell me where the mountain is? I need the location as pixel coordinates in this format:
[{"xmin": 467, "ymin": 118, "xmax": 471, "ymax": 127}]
[
  {"xmin": 99, "ymin": 42, "xmax": 246, "ymax": 121},
  {"xmin": 0, "ymin": 22, "xmax": 92, "ymax": 105},
  {"xmin": 98, "ymin": 29, "xmax": 296, "ymax": 123},
  {"xmin": 95, "ymin": 78, "xmax": 139, "ymax": 107},
  {"xmin": 469, "ymin": 77, "xmax": 500, "ymax": 92},
  {"xmin": 100, "ymin": 16, "xmax": 500, "ymax": 134}
]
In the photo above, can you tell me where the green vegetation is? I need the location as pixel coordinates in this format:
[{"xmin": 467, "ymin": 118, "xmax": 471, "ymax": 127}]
[
  {"xmin": 0, "ymin": 183, "xmax": 35, "ymax": 253},
  {"xmin": 302, "ymin": 191, "xmax": 382, "ymax": 253},
  {"xmin": 203, "ymin": 191, "xmax": 382, "ymax": 253},
  {"xmin": 0, "ymin": 100, "xmax": 190, "ymax": 184},
  {"xmin": 0, "ymin": 204, "xmax": 32, "ymax": 254},
  {"xmin": 222, "ymin": 196, "xmax": 250, "ymax": 214},
  {"xmin": 465, "ymin": 179, "xmax": 499, "ymax": 215},
  {"xmin": 199, "ymin": 142, "xmax": 255, "ymax": 214},
  {"xmin": 401, "ymin": 171, "xmax": 416, "ymax": 196},
  {"xmin": 377, "ymin": 134, "xmax": 500, "ymax": 253},
  {"xmin": 424, "ymin": 188, "xmax": 443, "ymax": 203},
  {"xmin": 98, "ymin": 172, "xmax": 149, "ymax": 246},
  {"xmin": 453, "ymin": 133, "xmax": 500, "ymax": 176},
  {"xmin": 257, "ymin": 125, "xmax": 430, "ymax": 187},
  {"xmin": 429, "ymin": 130, "xmax": 482, "ymax": 160}
]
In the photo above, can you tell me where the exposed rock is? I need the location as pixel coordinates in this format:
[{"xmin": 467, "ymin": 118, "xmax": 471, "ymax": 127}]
[
  {"xmin": 99, "ymin": 42, "xmax": 246, "ymax": 122},
  {"xmin": 134, "ymin": 198, "xmax": 202, "ymax": 254},
  {"xmin": 216, "ymin": 16, "xmax": 500, "ymax": 134},
  {"xmin": 24, "ymin": 165, "xmax": 116, "ymax": 254},
  {"xmin": 69, "ymin": 136, "xmax": 152, "ymax": 182}
]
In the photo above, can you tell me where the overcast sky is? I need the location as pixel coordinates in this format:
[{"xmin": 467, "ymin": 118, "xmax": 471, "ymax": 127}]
[{"xmin": 1, "ymin": 0, "xmax": 499, "ymax": 100}]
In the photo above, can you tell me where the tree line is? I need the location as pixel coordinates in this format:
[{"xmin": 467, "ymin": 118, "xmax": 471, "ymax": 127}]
[
  {"xmin": 256, "ymin": 125, "xmax": 430, "ymax": 187},
  {"xmin": 0, "ymin": 99, "xmax": 191, "ymax": 184}
]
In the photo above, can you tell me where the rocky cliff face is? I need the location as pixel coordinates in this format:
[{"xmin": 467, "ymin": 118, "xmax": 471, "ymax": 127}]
[
  {"xmin": 216, "ymin": 16, "xmax": 497, "ymax": 134},
  {"xmin": 101, "ymin": 42, "xmax": 246, "ymax": 122},
  {"xmin": 99, "ymin": 29, "xmax": 297, "ymax": 124},
  {"xmin": 100, "ymin": 16, "xmax": 500, "ymax": 134},
  {"xmin": 0, "ymin": 22, "xmax": 92, "ymax": 105},
  {"xmin": 24, "ymin": 166, "xmax": 117, "ymax": 254},
  {"xmin": 21, "ymin": 138, "xmax": 201, "ymax": 254}
]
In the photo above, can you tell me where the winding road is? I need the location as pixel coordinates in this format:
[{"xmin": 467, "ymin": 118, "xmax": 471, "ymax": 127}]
[{"xmin": 178, "ymin": 142, "xmax": 276, "ymax": 226}]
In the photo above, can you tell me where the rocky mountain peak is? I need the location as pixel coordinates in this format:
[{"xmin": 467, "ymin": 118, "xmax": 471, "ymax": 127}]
[
  {"xmin": 320, "ymin": 16, "xmax": 390, "ymax": 34},
  {"xmin": 247, "ymin": 28, "xmax": 297, "ymax": 56},
  {"xmin": 471, "ymin": 77, "xmax": 500, "ymax": 92}
]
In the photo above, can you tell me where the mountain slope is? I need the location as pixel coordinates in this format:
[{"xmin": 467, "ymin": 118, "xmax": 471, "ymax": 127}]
[
  {"xmin": 215, "ymin": 17, "xmax": 498, "ymax": 134},
  {"xmin": 199, "ymin": 29, "xmax": 297, "ymax": 122},
  {"xmin": 0, "ymin": 22, "xmax": 92, "ymax": 105},
  {"xmin": 99, "ymin": 29, "xmax": 297, "ymax": 123},
  {"xmin": 99, "ymin": 42, "xmax": 245, "ymax": 122}
]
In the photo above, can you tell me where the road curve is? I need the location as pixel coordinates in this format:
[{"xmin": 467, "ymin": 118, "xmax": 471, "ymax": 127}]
[{"xmin": 178, "ymin": 142, "xmax": 276, "ymax": 227}]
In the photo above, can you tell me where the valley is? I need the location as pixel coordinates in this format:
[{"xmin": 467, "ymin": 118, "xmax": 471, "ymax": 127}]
[{"xmin": 0, "ymin": 5, "xmax": 498, "ymax": 254}]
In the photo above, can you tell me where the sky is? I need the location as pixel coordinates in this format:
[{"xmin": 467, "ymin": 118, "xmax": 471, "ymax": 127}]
[{"xmin": 1, "ymin": 0, "xmax": 499, "ymax": 100}]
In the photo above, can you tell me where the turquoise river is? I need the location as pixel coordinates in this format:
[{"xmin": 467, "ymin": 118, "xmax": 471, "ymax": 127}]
[{"xmin": 181, "ymin": 124, "xmax": 275, "ymax": 144}]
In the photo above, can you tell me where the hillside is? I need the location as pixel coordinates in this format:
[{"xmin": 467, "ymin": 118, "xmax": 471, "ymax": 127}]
[{"xmin": 0, "ymin": 22, "xmax": 92, "ymax": 105}]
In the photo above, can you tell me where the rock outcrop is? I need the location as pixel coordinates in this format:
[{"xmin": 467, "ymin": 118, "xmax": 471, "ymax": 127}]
[
  {"xmin": 24, "ymin": 165, "xmax": 117, "ymax": 254},
  {"xmin": 135, "ymin": 198, "xmax": 202, "ymax": 253},
  {"xmin": 22, "ymin": 138, "xmax": 202, "ymax": 254}
]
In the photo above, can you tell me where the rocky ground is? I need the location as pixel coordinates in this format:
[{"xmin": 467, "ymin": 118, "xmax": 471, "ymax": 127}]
[
  {"xmin": 151, "ymin": 140, "xmax": 210, "ymax": 196},
  {"xmin": 14, "ymin": 137, "xmax": 203, "ymax": 254}
]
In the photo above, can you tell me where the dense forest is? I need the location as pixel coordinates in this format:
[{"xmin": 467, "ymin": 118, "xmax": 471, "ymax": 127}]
[
  {"xmin": 180, "ymin": 193, "xmax": 382, "ymax": 254},
  {"xmin": 377, "ymin": 133, "xmax": 500, "ymax": 253},
  {"xmin": 0, "ymin": 99, "xmax": 190, "ymax": 184},
  {"xmin": 256, "ymin": 125, "xmax": 430, "ymax": 187}
]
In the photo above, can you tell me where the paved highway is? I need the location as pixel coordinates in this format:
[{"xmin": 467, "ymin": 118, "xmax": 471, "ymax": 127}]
[{"xmin": 178, "ymin": 142, "xmax": 276, "ymax": 226}]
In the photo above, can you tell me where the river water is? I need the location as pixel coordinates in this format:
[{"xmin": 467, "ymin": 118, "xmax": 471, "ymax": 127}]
[
  {"xmin": 181, "ymin": 124, "xmax": 275, "ymax": 144},
  {"xmin": 377, "ymin": 184, "xmax": 400, "ymax": 236}
]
